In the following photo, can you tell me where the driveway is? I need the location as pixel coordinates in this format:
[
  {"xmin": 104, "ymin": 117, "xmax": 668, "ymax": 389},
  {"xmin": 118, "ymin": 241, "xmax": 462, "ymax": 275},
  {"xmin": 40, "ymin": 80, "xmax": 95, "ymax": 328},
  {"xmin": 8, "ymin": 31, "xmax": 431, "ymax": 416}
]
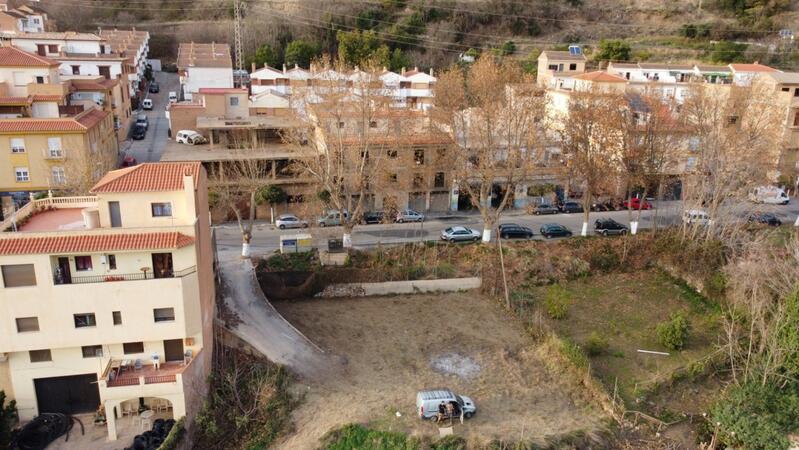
[
  {"xmin": 216, "ymin": 259, "xmax": 331, "ymax": 379},
  {"xmin": 120, "ymin": 70, "xmax": 179, "ymax": 163}
]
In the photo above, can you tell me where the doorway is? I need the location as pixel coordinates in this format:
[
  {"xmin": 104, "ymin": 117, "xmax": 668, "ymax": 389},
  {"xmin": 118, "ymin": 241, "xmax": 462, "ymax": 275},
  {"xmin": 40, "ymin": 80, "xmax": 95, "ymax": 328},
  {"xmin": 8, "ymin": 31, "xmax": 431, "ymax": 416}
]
[
  {"xmin": 56, "ymin": 257, "xmax": 71, "ymax": 284},
  {"xmin": 34, "ymin": 374, "xmax": 100, "ymax": 415},
  {"xmin": 163, "ymin": 339, "xmax": 184, "ymax": 362},
  {"xmin": 109, "ymin": 201, "xmax": 121, "ymax": 227},
  {"xmin": 151, "ymin": 253, "xmax": 173, "ymax": 278}
]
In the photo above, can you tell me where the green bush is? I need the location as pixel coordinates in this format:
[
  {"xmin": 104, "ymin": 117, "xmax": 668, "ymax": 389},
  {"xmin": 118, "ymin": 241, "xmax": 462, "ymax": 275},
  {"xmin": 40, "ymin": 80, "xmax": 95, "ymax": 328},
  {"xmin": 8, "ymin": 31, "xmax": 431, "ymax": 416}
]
[
  {"xmin": 544, "ymin": 284, "xmax": 570, "ymax": 319},
  {"xmin": 588, "ymin": 243, "xmax": 621, "ymax": 272},
  {"xmin": 656, "ymin": 313, "xmax": 690, "ymax": 351},
  {"xmin": 584, "ymin": 332, "xmax": 609, "ymax": 357},
  {"xmin": 0, "ymin": 391, "xmax": 17, "ymax": 450},
  {"xmin": 262, "ymin": 252, "xmax": 316, "ymax": 272},
  {"xmin": 157, "ymin": 416, "xmax": 185, "ymax": 450},
  {"xmin": 559, "ymin": 338, "xmax": 589, "ymax": 369},
  {"xmin": 322, "ymin": 424, "xmax": 419, "ymax": 450}
]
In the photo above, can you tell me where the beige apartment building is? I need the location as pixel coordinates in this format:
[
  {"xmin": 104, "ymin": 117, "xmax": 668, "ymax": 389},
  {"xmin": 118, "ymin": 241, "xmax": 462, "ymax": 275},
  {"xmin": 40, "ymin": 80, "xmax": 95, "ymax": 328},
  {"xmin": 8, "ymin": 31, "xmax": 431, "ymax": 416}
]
[{"xmin": 0, "ymin": 162, "xmax": 215, "ymax": 442}]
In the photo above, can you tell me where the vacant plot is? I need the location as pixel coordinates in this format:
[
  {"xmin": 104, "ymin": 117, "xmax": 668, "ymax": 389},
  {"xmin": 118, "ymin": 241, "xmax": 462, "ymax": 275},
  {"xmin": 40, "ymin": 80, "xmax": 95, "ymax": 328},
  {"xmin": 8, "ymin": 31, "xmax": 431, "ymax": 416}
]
[
  {"xmin": 272, "ymin": 293, "xmax": 605, "ymax": 449},
  {"xmin": 524, "ymin": 271, "xmax": 721, "ymax": 409}
]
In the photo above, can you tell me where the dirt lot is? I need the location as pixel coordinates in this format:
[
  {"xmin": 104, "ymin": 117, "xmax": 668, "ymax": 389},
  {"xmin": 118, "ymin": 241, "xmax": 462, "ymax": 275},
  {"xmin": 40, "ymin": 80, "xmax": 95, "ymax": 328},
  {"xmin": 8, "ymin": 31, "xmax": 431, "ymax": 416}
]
[{"xmin": 271, "ymin": 292, "xmax": 605, "ymax": 449}]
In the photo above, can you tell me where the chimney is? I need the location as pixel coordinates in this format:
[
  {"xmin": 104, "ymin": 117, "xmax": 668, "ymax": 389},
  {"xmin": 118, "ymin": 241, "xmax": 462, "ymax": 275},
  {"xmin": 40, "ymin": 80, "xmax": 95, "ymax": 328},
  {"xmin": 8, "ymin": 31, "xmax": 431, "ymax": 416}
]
[
  {"xmin": 294, "ymin": 63, "xmax": 299, "ymax": 70},
  {"xmin": 283, "ymin": 63, "xmax": 287, "ymax": 73},
  {"xmin": 251, "ymin": 62, "xmax": 256, "ymax": 73},
  {"xmin": 401, "ymin": 67, "xmax": 406, "ymax": 76}
]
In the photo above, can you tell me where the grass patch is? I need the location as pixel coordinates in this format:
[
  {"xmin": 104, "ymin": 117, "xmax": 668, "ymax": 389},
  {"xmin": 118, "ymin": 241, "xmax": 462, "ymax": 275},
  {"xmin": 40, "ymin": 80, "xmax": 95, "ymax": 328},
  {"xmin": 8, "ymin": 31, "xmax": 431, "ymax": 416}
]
[{"xmin": 261, "ymin": 251, "xmax": 318, "ymax": 272}]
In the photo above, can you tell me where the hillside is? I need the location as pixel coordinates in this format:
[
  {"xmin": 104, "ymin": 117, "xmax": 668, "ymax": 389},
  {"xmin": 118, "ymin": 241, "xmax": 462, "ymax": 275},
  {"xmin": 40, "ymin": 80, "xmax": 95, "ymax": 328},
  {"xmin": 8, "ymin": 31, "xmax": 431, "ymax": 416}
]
[{"xmin": 38, "ymin": 0, "xmax": 799, "ymax": 70}]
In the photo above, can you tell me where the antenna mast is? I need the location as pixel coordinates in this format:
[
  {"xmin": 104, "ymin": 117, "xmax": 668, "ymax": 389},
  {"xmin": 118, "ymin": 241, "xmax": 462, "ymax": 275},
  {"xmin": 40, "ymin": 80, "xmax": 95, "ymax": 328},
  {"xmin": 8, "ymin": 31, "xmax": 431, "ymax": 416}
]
[{"xmin": 233, "ymin": 0, "xmax": 244, "ymax": 87}]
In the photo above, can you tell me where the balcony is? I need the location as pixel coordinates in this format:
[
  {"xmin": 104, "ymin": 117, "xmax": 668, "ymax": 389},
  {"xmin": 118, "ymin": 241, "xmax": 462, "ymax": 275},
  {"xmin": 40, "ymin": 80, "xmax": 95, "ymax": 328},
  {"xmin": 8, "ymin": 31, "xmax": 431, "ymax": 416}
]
[
  {"xmin": 42, "ymin": 148, "xmax": 65, "ymax": 160},
  {"xmin": 105, "ymin": 361, "xmax": 183, "ymax": 388},
  {"xmin": 0, "ymin": 196, "xmax": 97, "ymax": 232},
  {"xmin": 54, "ymin": 265, "xmax": 196, "ymax": 285},
  {"xmin": 27, "ymin": 82, "xmax": 69, "ymax": 97}
]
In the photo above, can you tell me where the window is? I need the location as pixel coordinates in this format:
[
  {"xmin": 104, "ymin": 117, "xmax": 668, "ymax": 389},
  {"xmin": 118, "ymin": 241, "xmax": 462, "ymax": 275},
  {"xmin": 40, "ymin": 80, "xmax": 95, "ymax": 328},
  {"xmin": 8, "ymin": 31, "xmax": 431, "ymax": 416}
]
[
  {"xmin": 74, "ymin": 313, "xmax": 96, "ymax": 328},
  {"xmin": 81, "ymin": 345, "xmax": 102, "ymax": 358},
  {"xmin": 369, "ymin": 121, "xmax": 377, "ymax": 128},
  {"xmin": 51, "ymin": 167, "xmax": 65, "ymax": 185},
  {"xmin": 414, "ymin": 148, "xmax": 425, "ymax": 165},
  {"xmin": 151, "ymin": 202, "xmax": 172, "ymax": 217},
  {"xmin": 434, "ymin": 172, "xmax": 445, "ymax": 188},
  {"xmin": 16, "ymin": 317, "xmax": 39, "ymax": 332},
  {"xmin": 413, "ymin": 174, "xmax": 424, "ymax": 188},
  {"xmin": 14, "ymin": 167, "xmax": 29, "ymax": 182},
  {"xmin": 387, "ymin": 149, "xmax": 398, "ymax": 159},
  {"xmin": 71, "ymin": 65, "xmax": 80, "ymax": 75},
  {"xmin": 154, "ymin": 307, "xmax": 176, "ymax": 322},
  {"xmin": 569, "ymin": 63, "xmax": 577, "ymax": 70},
  {"xmin": 727, "ymin": 115, "xmax": 738, "ymax": 125},
  {"xmin": 548, "ymin": 64, "xmax": 558, "ymax": 71},
  {"xmin": 229, "ymin": 96, "xmax": 239, "ymax": 106},
  {"xmin": 74, "ymin": 255, "xmax": 92, "ymax": 271},
  {"xmin": 112, "ymin": 311, "xmax": 122, "ymax": 325},
  {"xmin": 108, "ymin": 254, "xmax": 117, "ymax": 270},
  {"xmin": 10, "ymin": 138, "xmax": 25, "ymax": 153},
  {"xmin": 2, "ymin": 264, "xmax": 36, "ymax": 287},
  {"xmin": 794, "ymin": 113, "xmax": 799, "ymax": 127},
  {"xmin": 686, "ymin": 157, "xmax": 697, "ymax": 170},
  {"xmin": 98, "ymin": 66, "xmax": 110, "ymax": 79},
  {"xmin": 35, "ymin": 76, "xmax": 44, "ymax": 84},
  {"xmin": 795, "ymin": 88, "xmax": 799, "ymax": 97},
  {"xmin": 29, "ymin": 349, "xmax": 52, "ymax": 362},
  {"xmin": 337, "ymin": 121, "xmax": 345, "ymax": 129},
  {"xmin": 388, "ymin": 173, "xmax": 398, "ymax": 183},
  {"xmin": 783, "ymin": 87, "xmax": 791, "ymax": 92},
  {"xmin": 47, "ymin": 137, "xmax": 62, "ymax": 157},
  {"xmin": 47, "ymin": 44, "xmax": 58, "ymax": 53},
  {"xmin": 123, "ymin": 342, "xmax": 144, "ymax": 354}
]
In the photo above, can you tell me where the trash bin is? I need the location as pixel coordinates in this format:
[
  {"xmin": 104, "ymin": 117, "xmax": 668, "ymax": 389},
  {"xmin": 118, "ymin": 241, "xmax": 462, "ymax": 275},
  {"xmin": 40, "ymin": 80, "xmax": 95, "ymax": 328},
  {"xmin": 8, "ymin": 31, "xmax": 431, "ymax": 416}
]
[{"xmin": 327, "ymin": 238, "xmax": 343, "ymax": 252}]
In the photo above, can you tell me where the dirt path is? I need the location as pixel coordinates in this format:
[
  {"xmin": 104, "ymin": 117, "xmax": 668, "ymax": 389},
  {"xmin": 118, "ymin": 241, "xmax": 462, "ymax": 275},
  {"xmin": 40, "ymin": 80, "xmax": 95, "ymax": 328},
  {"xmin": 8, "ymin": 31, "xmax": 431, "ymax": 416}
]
[{"xmin": 272, "ymin": 293, "xmax": 605, "ymax": 449}]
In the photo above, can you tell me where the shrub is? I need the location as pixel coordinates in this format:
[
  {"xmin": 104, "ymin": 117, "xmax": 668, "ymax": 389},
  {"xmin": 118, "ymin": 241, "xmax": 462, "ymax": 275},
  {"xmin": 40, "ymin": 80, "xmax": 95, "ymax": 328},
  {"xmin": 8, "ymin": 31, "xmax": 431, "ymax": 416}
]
[
  {"xmin": 544, "ymin": 284, "xmax": 570, "ymax": 319},
  {"xmin": 584, "ymin": 332, "xmax": 609, "ymax": 357},
  {"xmin": 0, "ymin": 391, "xmax": 17, "ymax": 450},
  {"xmin": 656, "ymin": 313, "xmax": 690, "ymax": 351},
  {"xmin": 435, "ymin": 262, "xmax": 455, "ymax": 278},
  {"xmin": 158, "ymin": 416, "xmax": 185, "ymax": 450},
  {"xmin": 588, "ymin": 243, "xmax": 620, "ymax": 272},
  {"xmin": 559, "ymin": 338, "xmax": 588, "ymax": 368},
  {"xmin": 322, "ymin": 424, "xmax": 419, "ymax": 450},
  {"xmin": 406, "ymin": 264, "xmax": 426, "ymax": 280}
]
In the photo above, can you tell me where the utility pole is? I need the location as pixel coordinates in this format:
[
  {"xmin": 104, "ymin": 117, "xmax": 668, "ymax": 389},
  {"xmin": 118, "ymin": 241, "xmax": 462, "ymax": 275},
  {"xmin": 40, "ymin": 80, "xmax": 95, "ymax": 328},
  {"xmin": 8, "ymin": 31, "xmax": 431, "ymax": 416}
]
[{"xmin": 233, "ymin": 0, "xmax": 244, "ymax": 87}]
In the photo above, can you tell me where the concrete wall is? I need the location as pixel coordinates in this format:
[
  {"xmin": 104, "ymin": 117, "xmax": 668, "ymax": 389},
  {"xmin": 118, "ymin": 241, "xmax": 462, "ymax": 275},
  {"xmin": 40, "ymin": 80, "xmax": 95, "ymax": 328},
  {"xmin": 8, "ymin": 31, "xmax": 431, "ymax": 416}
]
[{"xmin": 317, "ymin": 277, "xmax": 481, "ymax": 297}]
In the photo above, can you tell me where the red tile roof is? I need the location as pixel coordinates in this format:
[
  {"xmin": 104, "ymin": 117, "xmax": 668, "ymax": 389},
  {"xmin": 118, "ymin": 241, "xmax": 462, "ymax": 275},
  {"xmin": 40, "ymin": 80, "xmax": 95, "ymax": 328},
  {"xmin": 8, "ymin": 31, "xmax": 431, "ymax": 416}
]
[
  {"xmin": 0, "ymin": 96, "xmax": 32, "ymax": 105},
  {"xmin": 76, "ymin": 108, "xmax": 109, "ymax": 128},
  {"xmin": 31, "ymin": 94, "xmax": 64, "ymax": 102},
  {"xmin": 0, "ymin": 232, "xmax": 195, "ymax": 255},
  {"xmin": 198, "ymin": 87, "xmax": 247, "ymax": 94},
  {"xmin": 0, "ymin": 108, "xmax": 109, "ymax": 133},
  {"xmin": 91, "ymin": 162, "xmax": 202, "ymax": 193},
  {"xmin": 70, "ymin": 78, "xmax": 118, "ymax": 91},
  {"xmin": 573, "ymin": 71, "xmax": 628, "ymax": 83},
  {"xmin": 0, "ymin": 46, "xmax": 59, "ymax": 67},
  {"xmin": 729, "ymin": 63, "xmax": 779, "ymax": 73}
]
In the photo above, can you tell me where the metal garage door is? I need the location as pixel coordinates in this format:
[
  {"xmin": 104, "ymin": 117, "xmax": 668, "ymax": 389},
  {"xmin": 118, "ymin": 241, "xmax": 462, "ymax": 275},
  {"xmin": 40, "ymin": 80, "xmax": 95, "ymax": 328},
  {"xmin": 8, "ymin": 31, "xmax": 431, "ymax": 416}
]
[{"xmin": 34, "ymin": 373, "xmax": 100, "ymax": 415}]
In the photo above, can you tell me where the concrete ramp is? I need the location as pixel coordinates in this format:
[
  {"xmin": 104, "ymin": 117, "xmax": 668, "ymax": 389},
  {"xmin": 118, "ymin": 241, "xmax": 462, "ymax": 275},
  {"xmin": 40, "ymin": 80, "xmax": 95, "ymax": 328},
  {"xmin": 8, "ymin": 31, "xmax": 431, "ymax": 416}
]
[{"xmin": 217, "ymin": 259, "xmax": 329, "ymax": 378}]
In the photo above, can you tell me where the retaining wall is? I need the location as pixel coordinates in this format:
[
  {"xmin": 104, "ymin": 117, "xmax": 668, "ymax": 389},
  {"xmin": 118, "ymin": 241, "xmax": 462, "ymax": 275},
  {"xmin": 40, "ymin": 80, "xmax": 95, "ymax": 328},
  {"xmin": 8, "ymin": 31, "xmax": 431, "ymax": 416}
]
[{"xmin": 316, "ymin": 277, "xmax": 481, "ymax": 298}]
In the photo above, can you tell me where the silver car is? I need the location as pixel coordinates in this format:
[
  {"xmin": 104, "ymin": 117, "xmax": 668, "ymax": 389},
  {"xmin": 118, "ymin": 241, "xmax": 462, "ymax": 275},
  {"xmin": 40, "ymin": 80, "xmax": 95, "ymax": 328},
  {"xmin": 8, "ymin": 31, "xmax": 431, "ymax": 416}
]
[
  {"xmin": 396, "ymin": 209, "xmax": 425, "ymax": 223},
  {"xmin": 441, "ymin": 226, "xmax": 481, "ymax": 242},
  {"xmin": 275, "ymin": 214, "xmax": 307, "ymax": 230}
]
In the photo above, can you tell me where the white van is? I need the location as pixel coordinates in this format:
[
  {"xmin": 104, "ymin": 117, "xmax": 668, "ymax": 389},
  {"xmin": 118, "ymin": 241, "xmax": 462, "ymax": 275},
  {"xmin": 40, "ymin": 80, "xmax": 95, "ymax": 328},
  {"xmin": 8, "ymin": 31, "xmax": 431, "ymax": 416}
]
[
  {"xmin": 683, "ymin": 209, "xmax": 711, "ymax": 226},
  {"xmin": 416, "ymin": 388, "xmax": 476, "ymax": 420},
  {"xmin": 142, "ymin": 98, "xmax": 153, "ymax": 110},
  {"xmin": 175, "ymin": 130, "xmax": 207, "ymax": 145},
  {"xmin": 168, "ymin": 91, "xmax": 177, "ymax": 103},
  {"xmin": 748, "ymin": 186, "xmax": 789, "ymax": 205}
]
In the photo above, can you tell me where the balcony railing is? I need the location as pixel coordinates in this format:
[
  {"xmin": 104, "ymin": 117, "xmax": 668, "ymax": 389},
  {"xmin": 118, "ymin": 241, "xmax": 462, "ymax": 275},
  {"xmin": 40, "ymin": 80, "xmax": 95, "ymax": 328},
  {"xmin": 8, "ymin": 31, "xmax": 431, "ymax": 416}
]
[{"xmin": 55, "ymin": 265, "xmax": 196, "ymax": 285}]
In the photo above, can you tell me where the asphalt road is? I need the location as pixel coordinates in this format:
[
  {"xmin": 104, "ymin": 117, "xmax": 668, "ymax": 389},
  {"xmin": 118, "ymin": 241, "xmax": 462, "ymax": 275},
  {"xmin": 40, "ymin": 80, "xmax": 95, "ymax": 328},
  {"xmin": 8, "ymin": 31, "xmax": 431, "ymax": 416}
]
[
  {"xmin": 213, "ymin": 201, "xmax": 799, "ymax": 259},
  {"xmin": 119, "ymin": 71, "xmax": 179, "ymax": 163}
]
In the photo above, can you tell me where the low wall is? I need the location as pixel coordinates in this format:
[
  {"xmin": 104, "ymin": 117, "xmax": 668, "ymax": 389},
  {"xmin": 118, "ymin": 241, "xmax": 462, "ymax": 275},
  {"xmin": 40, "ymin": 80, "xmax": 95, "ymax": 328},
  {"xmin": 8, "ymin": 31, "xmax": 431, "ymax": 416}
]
[{"xmin": 316, "ymin": 277, "xmax": 481, "ymax": 298}]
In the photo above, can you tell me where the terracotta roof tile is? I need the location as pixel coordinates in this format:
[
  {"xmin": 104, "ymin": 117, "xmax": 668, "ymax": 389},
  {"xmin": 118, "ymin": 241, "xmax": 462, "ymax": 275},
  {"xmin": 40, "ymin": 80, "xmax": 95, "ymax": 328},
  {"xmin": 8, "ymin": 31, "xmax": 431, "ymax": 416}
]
[
  {"xmin": 91, "ymin": 162, "xmax": 202, "ymax": 193},
  {"xmin": 198, "ymin": 87, "xmax": 247, "ymax": 94},
  {"xmin": 76, "ymin": 108, "xmax": 109, "ymax": 128},
  {"xmin": 0, "ymin": 46, "xmax": 59, "ymax": 67},
  {"xmin": 0, "ymin": 108, "xmax": 108, "ymax": 133},
  {"xmin": 573, "ymin": 71, "xmax": 627, "ymax": 83},
  {"xmin": 729, "ymin": 63, "xmax": 780, "ymax": 73},
  {"xmin": 0, "ymin": 232, "xmax": 194, "ymax": 255},
  {"xmin": 0, "ymin": 96, "xmax": 32, "ymax": 105}
]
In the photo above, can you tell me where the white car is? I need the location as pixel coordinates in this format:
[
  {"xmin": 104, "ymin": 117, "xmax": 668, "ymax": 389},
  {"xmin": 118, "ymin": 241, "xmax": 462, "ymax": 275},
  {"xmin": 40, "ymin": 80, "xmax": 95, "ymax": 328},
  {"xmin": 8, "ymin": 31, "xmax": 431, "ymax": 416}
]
[
  {"xmin": 440, "ymin": 226, "xmax": 481, "ymax": 242},
  {"xmin": 417, "ymin": 389, "xmax": 476, "ymax": 421},
  {"xmin": 275, "ymin": 214, "xmax": 308, "ymax": 230},
  {"xmin": 683, "ymin": 209, "xmax": 711, "ymax": 226},
  {"xmin": 168, "ymin": 91, "xmax": 177, "ymax": 103},
  {"xmin": 175, "ymin": 130, "xmax": 207, "ymax": 145},
  {"xmin": 395, "ymin": 209, "xmax": 424, "ymax": 223},
  {"xmin": 142, "ymin": 98, "xmax": 153, "ymax": 110}
]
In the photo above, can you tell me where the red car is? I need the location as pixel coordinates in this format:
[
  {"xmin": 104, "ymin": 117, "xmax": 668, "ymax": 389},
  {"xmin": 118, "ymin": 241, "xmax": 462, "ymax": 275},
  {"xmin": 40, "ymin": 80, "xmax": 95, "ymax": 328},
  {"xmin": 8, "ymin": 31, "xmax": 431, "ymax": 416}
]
[
  {"xmin": 121, "ymin": 155, "xmax": 137, "ymax": 167},
  {"xmin": 623, "ymin": 198, "xmax": 652, "ymax": 210}
]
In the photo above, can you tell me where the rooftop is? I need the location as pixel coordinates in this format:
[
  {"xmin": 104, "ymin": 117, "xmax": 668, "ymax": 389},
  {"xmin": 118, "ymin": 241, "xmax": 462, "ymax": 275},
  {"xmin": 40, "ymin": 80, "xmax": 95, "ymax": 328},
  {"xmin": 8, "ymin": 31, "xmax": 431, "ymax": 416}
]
[
  {"xmin": 18, "ymin": 208, "xmax": 85, "ymax": 232},
  {"xmin": 540, "ymin": 50, "xmax": 587, "ymax": 62},
  {"xmin": 0, "ymin": 46, "xmax": 59, "ymax": 67},
  {"xmin": 195, "ymin": 115, "xmax": 301, "ymax": 130},
  {"xmin": 177, "ymin": 42, "xmax": 232, "ymax": 69},
  {"xmin": 1, "ymin": 31, "xmax": 103, "ymax": 41},
  {"xmin": 573, "ymin": 71, "xmax": 627, "ymax": 83},
  {"xmin": 763, "ymin": 71, "xmax": 799, "ymax": 84},
  {"xmin": 0, "ymin": 231, "xmax": 195, "ymax": 254},
  {"xmin": 160, "ymin": 140, "xmax": 316, "ymax": 162},
  {"xmin": 0, "ymin": 107, "xmax": 109, "ymax": 133},
  {"xmin": 90, "ymin": 162, "xmax": 202, "ymax": 193},
  {"xmin": 729, "ymin": 63, "xmax": 779, "ymax": 73}
]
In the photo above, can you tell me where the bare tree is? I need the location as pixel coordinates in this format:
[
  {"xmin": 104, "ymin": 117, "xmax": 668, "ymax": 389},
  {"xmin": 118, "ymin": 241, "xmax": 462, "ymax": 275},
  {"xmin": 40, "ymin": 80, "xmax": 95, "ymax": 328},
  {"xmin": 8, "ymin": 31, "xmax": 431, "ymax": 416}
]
[
  {"xmin": 48, "ymin": 142, "xmax": 117, "ymax": 196},
  {"xmin": 433, "ymin": 55, "xmax": 546, "ymax": 242},
  {"xmin": 553, "ymin": 87, "xmax": 620, "ymax": 236},
  {"xmin": 680, "ymin": 82, "xmax": 784, "ymax": 240},
  {"xmin": 284, "ymin": 59, "xmax": 406, "ymax": 247}
]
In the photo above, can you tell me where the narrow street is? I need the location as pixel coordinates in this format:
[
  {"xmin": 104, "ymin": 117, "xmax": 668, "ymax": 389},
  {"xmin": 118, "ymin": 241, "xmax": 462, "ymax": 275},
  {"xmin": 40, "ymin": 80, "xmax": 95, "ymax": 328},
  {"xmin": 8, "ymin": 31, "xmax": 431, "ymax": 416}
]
[{"xmin": 119, "ymin": 70, "xmax": 180, "ymax": 164}]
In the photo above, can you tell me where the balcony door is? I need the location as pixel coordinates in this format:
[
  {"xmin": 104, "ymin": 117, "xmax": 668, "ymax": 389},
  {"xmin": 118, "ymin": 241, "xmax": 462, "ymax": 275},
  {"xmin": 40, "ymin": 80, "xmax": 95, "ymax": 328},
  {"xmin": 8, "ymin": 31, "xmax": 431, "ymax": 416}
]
[
  {"xmin": 151, "ymin": 253, "xmax": 173, "ymax": 278},
  {"xmin": 109, "ymin": 201, "xmax": 121, "ymax": 227},
  {"xmin": 163, "ymin": 339, "xmax": 184, "ymax": 362},
  {"xmin": 56, "ymin": 257, "xmax": 71, "ymax": 284}
]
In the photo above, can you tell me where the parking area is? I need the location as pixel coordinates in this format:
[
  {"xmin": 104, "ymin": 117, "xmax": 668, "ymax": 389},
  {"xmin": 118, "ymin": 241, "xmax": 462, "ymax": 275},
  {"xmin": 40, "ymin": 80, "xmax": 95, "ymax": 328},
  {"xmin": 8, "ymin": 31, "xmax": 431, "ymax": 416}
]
[
  {"xmin": 120, "ymin": 70, "xmax": 179, "ymax": 164},
  {"xmin": 272, "ymin": 292, "xmax": 604, "ymax": 449}
]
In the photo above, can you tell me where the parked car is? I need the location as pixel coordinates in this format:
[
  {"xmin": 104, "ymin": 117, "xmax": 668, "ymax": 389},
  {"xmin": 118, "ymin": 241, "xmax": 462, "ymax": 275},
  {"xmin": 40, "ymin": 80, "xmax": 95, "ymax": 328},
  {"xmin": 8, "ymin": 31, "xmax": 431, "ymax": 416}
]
[
  {"xmin": 317, "ymin": 210, "xmax": 349, "ymax": 227},
  {"xmin": 168, "ymin": 91, "xmax": 177, "ymax": 103},
  {"xmin": 441, "ymin": 226, "xmax": 481, "ymax": 242},
  {"xmin": 591, "ymin": 200, "xmax": 617, "ymax": 212},
  {"xmin": 136, "ymin": 114, "xmax": 148, "ymax": 130},
  {"xmin": 560, "ymin": 201, "xmax": 583, "ymax": 213},
  {"xmin": 683, "ymin": 209, "xmax": 711, "ymax": 226},
  {"xmin": 149, "ymin": 82, "xmax": 160, "ymax": 93},
  {"xmin": 594, "ymin": 218, "xmax": 628, "ymax": 236},
  {"xmin": 417, "ymin": 388, "xmax": 476, "ymax": 421},
  {"xmin": 275, "ymin": 214, "xmax": 308, "ymax": 230},
  {"xmin": 623, "ymin": 197, "xmax": 653, "ymax": 210},
  {"xmin": 539, "ymin": 223, "xmax": 573, "ymax": 238},
  {"xmin": 131, "ymin": 125, "xmax": 147, "ymax": 140},
  {"xmin": 749, "ymin": 186, "xmax": 789, "ymax": 205},
  {"xmin": 175, "ymin": 130, "xmax": 207, "ymax": 145},
  {"xmin": 142, "ymin": 98, "xmax": 153, "ymax": 110},
  {"xmin": 361, "ymin": 211, "xmax": 385, "ymax": 224},
  {"xmin": 498, "ymin": 223, "xmax": 534, "ymax": 239},
  {"xmin": 396, "ymin": 209, "xmax": 424, "ymax": 223},
  {"xmin": 121, "ymin": 155, "xmax": 137, "ymax": 167},
  {"xmin": 747, "ymin": 212, "xmax": 782, "ymax": 227},
  {"xmin": 532, "ymin": 203, "xmax": 559, "ymax": 215}
]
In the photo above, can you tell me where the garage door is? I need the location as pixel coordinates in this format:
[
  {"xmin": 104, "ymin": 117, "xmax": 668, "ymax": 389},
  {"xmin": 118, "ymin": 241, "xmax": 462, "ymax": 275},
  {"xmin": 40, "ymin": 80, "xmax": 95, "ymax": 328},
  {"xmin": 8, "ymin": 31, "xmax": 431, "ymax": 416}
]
[{"xmin": 34, "ymin": 374, "xmax": 100, "ymax": 415}]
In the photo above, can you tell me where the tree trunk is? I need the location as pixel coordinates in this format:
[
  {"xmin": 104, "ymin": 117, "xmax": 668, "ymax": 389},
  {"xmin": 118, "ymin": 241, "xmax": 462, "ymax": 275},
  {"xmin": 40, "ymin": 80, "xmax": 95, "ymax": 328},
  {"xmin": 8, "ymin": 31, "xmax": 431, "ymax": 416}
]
[
  {"xmin": 482, "ymin": 227, "xmax": 492, "ymax": 243},
  {"xmin": 581, "ymin": 191, "xmax": 591, "ymax": 237},
  {"xmin": 632, "ymin": 188, "xmax": 649, "ymax": 235},
  {"xmin": 342, "ymin": 224, "xmax": 353, "ymax": 248},
  {"xmin": 241, "ymin": 231, "xmax": 252, "ymax": 258},
  {"xmin": 270, "ymin": 206, "xmax": 274, "ymax": 224}
]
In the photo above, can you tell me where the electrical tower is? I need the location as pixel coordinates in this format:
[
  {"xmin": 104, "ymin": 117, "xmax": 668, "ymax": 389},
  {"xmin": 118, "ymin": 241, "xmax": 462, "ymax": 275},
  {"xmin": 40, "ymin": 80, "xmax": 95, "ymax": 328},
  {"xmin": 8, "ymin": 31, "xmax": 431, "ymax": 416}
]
[{"xmin": 233, "ymin": 0, "xmax": 244, "ymax": 87}]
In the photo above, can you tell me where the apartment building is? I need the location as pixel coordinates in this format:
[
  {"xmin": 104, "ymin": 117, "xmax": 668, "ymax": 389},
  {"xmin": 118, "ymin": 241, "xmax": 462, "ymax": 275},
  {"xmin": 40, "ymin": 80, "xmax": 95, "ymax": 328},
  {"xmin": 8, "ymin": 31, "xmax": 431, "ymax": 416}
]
[
  {"xmin": 0, "ymin": 162, "xmax": 215, "ymax": 442},
  {"xmin": 177, "ymin": 42, "xmax": 233, "ymax": 102},
  {"xmin": 98, "ymin": 28, "xmax": 151, "ymax": 97},
  {"xmin": 753, "ymin": 71, "xmax": 799, "ymax": 183},
  {"xmin": 536, "ymin": 47, "xmax": 587, "ymax": 87},
  {"xmin": 0, "ymin": 2, "xmax": 52, "ymax": 33}
]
